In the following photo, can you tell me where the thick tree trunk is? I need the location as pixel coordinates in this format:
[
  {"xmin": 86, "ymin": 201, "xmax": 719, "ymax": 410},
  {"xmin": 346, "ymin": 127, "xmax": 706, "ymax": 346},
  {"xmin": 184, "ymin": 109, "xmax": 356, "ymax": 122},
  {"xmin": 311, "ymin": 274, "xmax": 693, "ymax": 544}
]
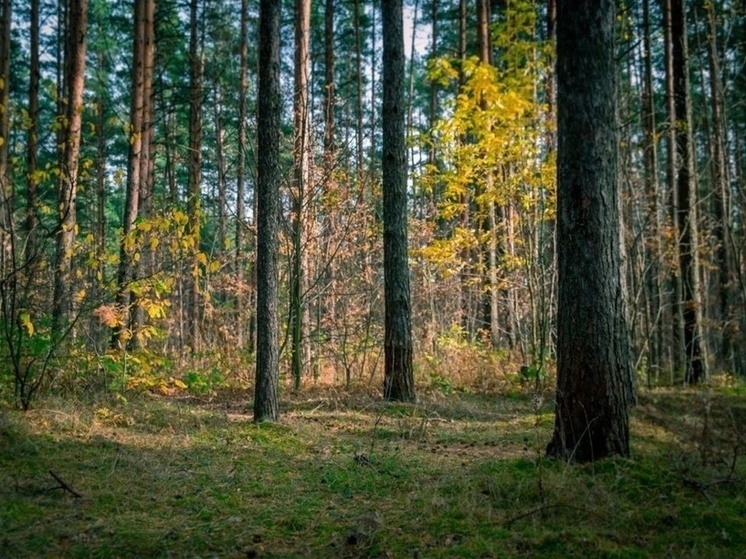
[
  {"xmin": 254, "ymin": 0, "xmax": 281, "ymax": 422},
  {"xmin": 546, "ymin": 0, "xmax": 634, "ymax": 463},
  {"xmin": 382, "ymin": 0, "xmax": 415, "ymax": 402}
]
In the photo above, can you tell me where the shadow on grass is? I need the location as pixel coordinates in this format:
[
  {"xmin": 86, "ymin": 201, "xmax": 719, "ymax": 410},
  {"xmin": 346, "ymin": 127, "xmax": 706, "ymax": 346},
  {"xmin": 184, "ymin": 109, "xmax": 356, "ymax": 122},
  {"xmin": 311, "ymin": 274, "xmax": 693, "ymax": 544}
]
[{"xmin": 1, "ymin": 388, "xmax": 745, "ymax": 558}]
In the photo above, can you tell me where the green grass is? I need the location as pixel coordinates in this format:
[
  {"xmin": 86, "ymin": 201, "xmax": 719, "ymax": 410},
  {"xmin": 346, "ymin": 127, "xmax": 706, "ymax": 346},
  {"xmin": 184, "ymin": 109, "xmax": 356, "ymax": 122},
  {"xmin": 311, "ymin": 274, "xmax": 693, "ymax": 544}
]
[{"xmin": 1, "ymin": 386, "xmax": 745, "ymax": 558}]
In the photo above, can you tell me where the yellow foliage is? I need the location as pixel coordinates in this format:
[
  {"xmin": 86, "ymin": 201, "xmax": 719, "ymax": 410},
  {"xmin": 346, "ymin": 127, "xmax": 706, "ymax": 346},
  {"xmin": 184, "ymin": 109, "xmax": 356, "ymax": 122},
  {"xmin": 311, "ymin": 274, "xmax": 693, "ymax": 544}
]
[{"xmin": 19, "ymin": 312, "xmax": 34, "ymax": 336}]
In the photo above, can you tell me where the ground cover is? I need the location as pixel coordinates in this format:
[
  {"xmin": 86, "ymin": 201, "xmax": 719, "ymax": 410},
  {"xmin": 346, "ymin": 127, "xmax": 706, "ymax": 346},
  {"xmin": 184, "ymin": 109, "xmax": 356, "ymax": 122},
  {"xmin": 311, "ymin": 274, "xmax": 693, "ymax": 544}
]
[{"xmin": 1, "ymin": 384, "xmax": 745, "ymax": 558}]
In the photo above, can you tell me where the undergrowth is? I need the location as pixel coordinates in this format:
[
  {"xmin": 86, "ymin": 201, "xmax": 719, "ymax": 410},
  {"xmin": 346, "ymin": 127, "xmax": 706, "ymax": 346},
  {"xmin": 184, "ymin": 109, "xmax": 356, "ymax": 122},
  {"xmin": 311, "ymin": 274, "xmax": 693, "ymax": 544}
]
[{"xmin": 1, "ymin": 383, "xmax": 744, "ymax": 558}]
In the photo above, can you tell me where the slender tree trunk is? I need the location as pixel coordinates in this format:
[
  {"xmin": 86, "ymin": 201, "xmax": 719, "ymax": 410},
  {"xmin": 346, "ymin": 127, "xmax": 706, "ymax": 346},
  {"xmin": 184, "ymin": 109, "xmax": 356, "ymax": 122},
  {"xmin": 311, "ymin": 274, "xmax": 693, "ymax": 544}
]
[
  {"xmin": 26, "ymin": 0, "xmax": 40, "ymax": 262},
  {"xmin": 236, "ymin": 0, "xmax": 248, "ymax": 348},
  {"xmin": 52, "ymin": 0, "xmax": 88, "ymax": 337},
  {"xmin": 324, "ymin": 0, "xmax": 335, "ymax": 160},
  {"xmin": 382, "ymin": 0, "xmax": 415, "ymax": 402},
  {"xmin": 291, "ymin": 0, "xmax": 311, "ymax": 391},
  {"xmin": 546, "ymin": 0, "xmax": 633, "ymax": 463},
  {"xmin": 663, "ymin": 0, "xmax": 686, "ymax": 377},
  {"xmin": 0, "ymin": 0, "xmax": 11, "ymax": 280},
  {"xmin": 426, "ymin": 0, "xmax": 438, "ymax": 214},
  {"xmin": 704, "ymin": 0, "xmax": 735, "ymax": 373},
  {"xmin": 114, "ymin": 0, "xmax": 146, "ymax": 348},
  {"xmin": 642, "ymin": 0, "xmax": 664, "ymax": 377},
  {"xmin": 354, "ymin": 0, "xmax": 364, "ymax": 179},
  {"xmin": 186, "ymin": 0, "xmax": 203, "ymax": 352},
  {"xmin": 671, "ymin": 0, "xmax": 706, "ymax": 384},
  {"xmin": 254, "ymin": 0, "xmax": 281, "ymax": 422},
  {"xmin": 214, "ymin": 85, "xmax": 227, "ymax": 252}
]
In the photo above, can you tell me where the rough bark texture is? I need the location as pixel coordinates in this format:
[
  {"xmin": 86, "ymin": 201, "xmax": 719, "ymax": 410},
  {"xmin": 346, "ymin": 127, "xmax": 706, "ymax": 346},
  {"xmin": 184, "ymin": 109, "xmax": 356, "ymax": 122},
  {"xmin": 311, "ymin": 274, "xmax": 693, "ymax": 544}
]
[
  {"xmin": 291, "ymin": 0, "xmax": 311, "ymax": 391},
  {"xmin": 253, "ymin": 0, "xmax": 281, "ymax": 422},
  {"xmin": 546, "ymin": 0, "xmax": 633, "ymax": 463},
  {"xmin": 382, "ymin": 0, "xmax": 415, "ymax": 402},
  {"xmin": 52, "ymin": 0, "xmax": 88, "ymax": 335}
]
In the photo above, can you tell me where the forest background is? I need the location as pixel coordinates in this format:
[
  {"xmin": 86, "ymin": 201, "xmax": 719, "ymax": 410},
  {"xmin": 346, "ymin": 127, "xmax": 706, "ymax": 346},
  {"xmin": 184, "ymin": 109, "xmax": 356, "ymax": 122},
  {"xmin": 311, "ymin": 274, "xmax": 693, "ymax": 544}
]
[
  {"xmin": 1, "ymin": 0, "xmax": 746, "ymax": 556},
  {"xmin": 0, "ymin": 0, "xmax": 745, "ymax": 406}
]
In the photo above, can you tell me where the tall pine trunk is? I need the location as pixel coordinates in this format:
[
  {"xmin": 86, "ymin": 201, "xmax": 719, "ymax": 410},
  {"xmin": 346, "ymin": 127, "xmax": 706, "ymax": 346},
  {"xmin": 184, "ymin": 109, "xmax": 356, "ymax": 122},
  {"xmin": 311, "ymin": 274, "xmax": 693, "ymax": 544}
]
[
  {"xmin": 254, "ymin": 0, "xmax": 281, "ymax": 422},
  {"xmin": 291, "ymin": 0, "xmax": 311, "ymax": 391},
  {"xmin": 52, "ymin": 0, "xmax": 88, "ymax": 337},
  {"xmin": 671, "ymin": 0, "xmax": 706, "ymax": 384},
  {"xmin": 546, "ymin": 0, "xmax": 634, "ymax": 463},
  {"xmin": 382, "ymin": 0, "xmax": 415, "ymax": 402}
]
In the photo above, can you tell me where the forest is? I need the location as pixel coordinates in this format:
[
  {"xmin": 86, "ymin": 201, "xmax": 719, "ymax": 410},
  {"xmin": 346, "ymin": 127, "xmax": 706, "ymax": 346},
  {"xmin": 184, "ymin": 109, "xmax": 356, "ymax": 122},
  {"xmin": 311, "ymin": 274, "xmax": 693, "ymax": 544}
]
[{"xmin": 1, "ymin": 0, "xmax": 745, "ymax": 556}]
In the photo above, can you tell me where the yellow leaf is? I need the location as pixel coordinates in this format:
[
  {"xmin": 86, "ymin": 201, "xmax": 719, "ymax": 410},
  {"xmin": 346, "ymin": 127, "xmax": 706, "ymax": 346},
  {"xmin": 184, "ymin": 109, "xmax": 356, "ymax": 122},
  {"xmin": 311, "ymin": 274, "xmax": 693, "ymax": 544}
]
[
  {"xmin": 173, "ymin": 379, "xmax": 188, "ymax": 390},
  {"xmin": 19, "ymin": 312, "xmax": 34, "ymax": 336},
  {"xmin": 196, "ymin": 252, "xmax": 208, "ymax": 266}
]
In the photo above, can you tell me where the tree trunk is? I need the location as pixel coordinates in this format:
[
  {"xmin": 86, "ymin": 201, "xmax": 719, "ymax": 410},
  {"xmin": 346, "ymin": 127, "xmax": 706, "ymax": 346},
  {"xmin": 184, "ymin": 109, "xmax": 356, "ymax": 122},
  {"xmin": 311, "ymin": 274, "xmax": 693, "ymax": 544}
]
[
  {"xmin": 291, "ymin": 0, "xmax": 311, "ymax": 391},
  {"xmin": 354, "ymin": 0, "xmax": 364, "ymax": 179},
  {"xmin": 186, "ymin": 0, "xmax": 203, "ymax": 352},
  {"xmin": 663, "ymin": 0, "xmax": 686, "ymax": 377},
  {"xmin": 546, "ymin": 0, "xmax": 634, "ymax": 463},
  {"xmin": 642, "ymin": 0, "xmax": 664, "ymax": 378},
  {"xmin": 114, "ymin": 0, "xmax": 146, "ymax": 348},
  {"xmin": 214, "ymin": 85, "xmax": 227, "ymax": 252},
  {"xmin": 52, "ymin": 0, "xmax": 88, "ymax": 337},
  {"xmin": 704, "ymin": 0, "xmax": 735, "ymax": 374},
  {"xmin": 236, "ymin": 0, "xmax": 248, "ymax": 348},
  {"xmin": 382, "ymin": 0, "xmax": 415, "ymax": 402},
  {"xmin": 26, "ymin": 0, "xmax": 40, "ymax": 262},
  {"xmin": 0, "ymin": 0, "xmax": 11, "ymax": 280},
  {"xmin": 254, "ymin": 0, "xmax": 281, "ymax": 422},
  {"xmin": 671, "ymin": 0, "xmax": 706, "ymax": 384}
]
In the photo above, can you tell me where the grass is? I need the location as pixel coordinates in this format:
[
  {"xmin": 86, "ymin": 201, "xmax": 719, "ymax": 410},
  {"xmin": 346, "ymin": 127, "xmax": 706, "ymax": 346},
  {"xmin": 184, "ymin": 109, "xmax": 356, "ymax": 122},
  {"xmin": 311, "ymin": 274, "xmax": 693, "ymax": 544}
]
[{"xmin": 1, "ymin": 383, "xmax": 745, "ymax": 558}]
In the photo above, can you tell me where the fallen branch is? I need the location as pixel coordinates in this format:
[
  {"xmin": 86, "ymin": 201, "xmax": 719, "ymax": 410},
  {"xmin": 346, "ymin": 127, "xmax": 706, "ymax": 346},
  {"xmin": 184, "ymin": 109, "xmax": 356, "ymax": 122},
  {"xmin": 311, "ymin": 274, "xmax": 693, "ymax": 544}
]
[{"xmin": 48, "ymin": 470, "xmax": 83, "ymax": 498}]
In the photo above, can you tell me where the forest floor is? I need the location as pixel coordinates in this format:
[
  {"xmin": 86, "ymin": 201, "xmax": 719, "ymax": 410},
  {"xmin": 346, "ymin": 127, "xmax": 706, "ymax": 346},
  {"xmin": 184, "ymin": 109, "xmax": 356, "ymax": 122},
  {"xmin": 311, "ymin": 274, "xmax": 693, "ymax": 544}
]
[{"xmin": 1, "ymin": 381, "xmax": 745, "ymax": 558}]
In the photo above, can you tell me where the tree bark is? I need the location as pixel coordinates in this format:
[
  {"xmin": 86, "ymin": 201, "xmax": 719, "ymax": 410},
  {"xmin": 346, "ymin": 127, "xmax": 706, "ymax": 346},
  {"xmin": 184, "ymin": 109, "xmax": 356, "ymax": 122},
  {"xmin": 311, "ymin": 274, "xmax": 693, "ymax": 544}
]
[
  {"xmin": 186, "ymin": 0, "xmax": 203, "ymax": 352},
  {"xmin": 26, "ymin": 0, "xmax": 40, "ymax": 261},
  {"xmin": 254, "ymin": 0, "xmax": 281, "ymax": 422},
  {"xmin": 0, "ymin": 0, "xmax": 11, "ymax": 280},
  {"xmin": 236, "ymin": 0, "xmax": 248, "ymax": 348},
  {"xmin": 546, "ymin": 0, "xmax": 634, "ymax": 463},
  {"xmin": 52, "ymin": 0, "xmax": 88, "ymax": 336},
  {"xmin": 704, "ymin": 0, "xmax": 735, "ymax": 373},
  {"xmin": 642, "ymin": 0, "xmax": 664, "ymax": 378},
  {"xmin": 382, "ymin": 0, "xmax": 415, "ymax": 402},
  {"xmin": 291, "ymin": 0, "xmax": 311, "ymax": 392},
  {"xmin": 663, "ymin": 0, "xmax": 686, "ymax": 377},
  {"xmin": 114, "ymin": 0, "xmax": 146, "ymax": 348},
  {"xmin": 671, "ymin": 0, "xmax": 706, "ymax": 384}
]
